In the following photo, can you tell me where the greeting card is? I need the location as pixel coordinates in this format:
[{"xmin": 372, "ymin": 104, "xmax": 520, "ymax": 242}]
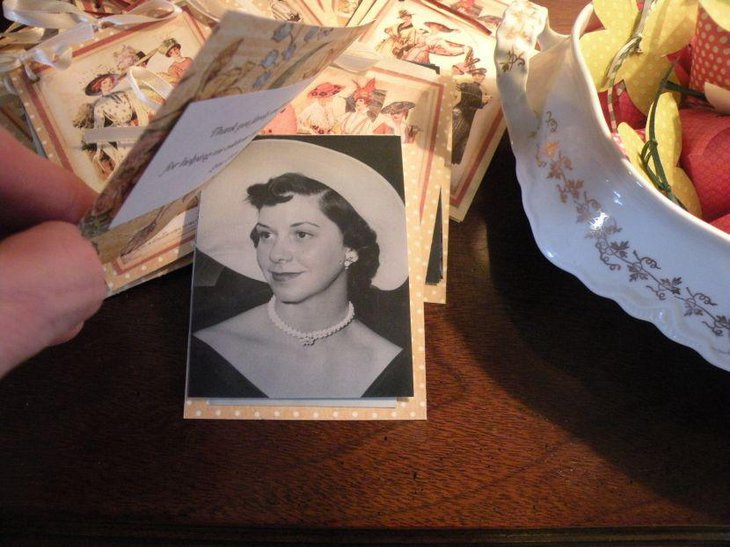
[
  {"xmin": 9, "ymin": 5, "xmax": 370, "ymax": 292},
  {"xmin": 350, "ymin": 0, "xmax": 509, "ymax": 221},
  {"xmin": 0, "ymin": 95, "xmax": 34, "ymax": 151}
]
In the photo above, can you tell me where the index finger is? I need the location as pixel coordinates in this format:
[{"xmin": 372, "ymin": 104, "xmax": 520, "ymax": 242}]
[{"xmin": 0, "ymin": 126, "xmax": 97, "ymax": 233}]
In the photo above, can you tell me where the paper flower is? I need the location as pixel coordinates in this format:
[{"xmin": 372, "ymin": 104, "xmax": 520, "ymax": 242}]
[
  {"xmin": 679, "ymin": 106, "xmax": 730, "ymax": 221},
  {"xmin": 580, "ymin": 0, "xmax": 699, "ymax": 114},
  {"xmin": 617, "ymin": 92, "xmax": 703, "ymax": 217}
]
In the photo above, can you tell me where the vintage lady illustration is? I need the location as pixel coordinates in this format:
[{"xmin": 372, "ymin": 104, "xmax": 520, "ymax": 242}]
[
  {"xmin": 73, "ymin": 71, "xmax": 152, "ymax": 178},
  {"xmin": 336, "ymin": 78, "xmax": 383, "ymax": 135},
  {"xmin": 81, "ymin": 16, "xmax": 365, "ymax": 240},
  {"xmin": 296, "ymin": 82, "xmax": 343, "ymax": 134},
  {"xmin": 376, "ymin": 9, "xmax": 418, "ymax": 59},
  {"xmin": 160, "ymin": 38, "xmax": 193, "ymax": 82},
  {"xmin": 373, "ymin": 100, "xmax": 419, "ymax": 143},
  {"xmin": 72, "ymin": 35, "xmax": 196, "ymax": 180},
  {"xmin": 452, "ymin": 67, "xmax": 491, "ymax": 164},
  {"xmin": 402, "ymin": 21, "xmax": 466, "ymax": 65}
]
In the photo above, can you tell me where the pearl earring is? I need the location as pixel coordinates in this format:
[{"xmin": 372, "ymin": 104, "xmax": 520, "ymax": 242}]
[{"xmin": 344, "ymin": 250, "xmax": 358, "ymax": 269}]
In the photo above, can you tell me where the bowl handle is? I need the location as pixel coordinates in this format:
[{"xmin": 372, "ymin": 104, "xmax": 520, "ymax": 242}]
[{"xmin": 495, "ymin": 1, "xmax": 564, "ymax": 153}]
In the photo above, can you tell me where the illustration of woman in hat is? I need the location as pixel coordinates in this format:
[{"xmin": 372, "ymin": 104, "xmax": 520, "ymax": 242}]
[
  {"xmin": 335, "ymin": 78, "xmax": 378, "ymax": 135},
  {"xmin": 297, "ymin": 82, "xmax": 343, "ymax": 134},
  {"xmin": 73, "ymin": 72, "xmax": 151, "ymax": 178},
  {"xmin": 376, "ymin": 9, "xmax": 418, "ymax": 59},
  {"xmin": 402, "ymin": 21, "xmax": 466, "ymax": 65},
  {"xmin": 373, "ymin": 101, "xmax": 419, "ymax": 144},
  {"xmin": 188, "ymin": 139, "xmax": 413, "ymax": 399},
  {"xmin": 270, "ymin": 0, "xmax": 301, "ymax": 21},
  {"xmin": 452, "ymin": 67, "xmax": 490, "ymax": 164},
  {"xmin": 114, "ymin": 45, "xmax": 148, "ymax": 72},
  {"xmin": 161, "ymin": 38, "xmax": 193, "ymax": 82}
]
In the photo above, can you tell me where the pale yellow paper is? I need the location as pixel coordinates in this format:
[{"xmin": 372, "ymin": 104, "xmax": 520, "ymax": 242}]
[
  {"xmin": 618, "ymin": 93, "xmax": 702, "ymax": 217},
  {"xmin": 702, "ymin": 0, "xmax": 730, "ymax": 30},
  {"xmin": 580, "ymin": 0, "xmax": 698, "ymax": 113}
]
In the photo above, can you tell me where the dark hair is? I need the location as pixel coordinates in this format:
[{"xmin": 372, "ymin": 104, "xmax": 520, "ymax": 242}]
[{"xmin": 247, "ymin": 172, "xmax": 379, "ymax": 293}]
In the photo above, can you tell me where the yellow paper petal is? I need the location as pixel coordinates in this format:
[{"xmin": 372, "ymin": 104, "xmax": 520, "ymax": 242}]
[
  {"xmin": 584, "ymin": 0, "xmax": 697, "ymax": 113},
  {"xmin": 580, "ymin": 29, "xmax": 632, "ymax": 89},
  {"xmin": 670, "ymin": 166, "xmax": 703, "ymax": 217},
  {"xmin": 593, "ymin": 0, "xmax": 638, "ymax": 32},
  {"xmin": 620, "ymin": 56, "xmax": 673, "ymax": 113},
  {"xmin": 651, "ymin": 94, "xmax": 703, "ymax": 218},
  {"xmin": 618, "ymin": 115, "xmax": 702, "ymax": 218},
  {"xmin": 642, "ymin": 0, "xmax": 699, "ymax": 56},
  {"xmin": 619, "ymin": 0, "xmax": 696, "ymax": 113},
  {"xmin": 649, "ymin": 93, "xmax": 682, "ymax": 167},
  {"xmin": 579, "ymin": 0, "xmax": 636, "ymax": 89},
  {"xmin": 701, "ymin": 0, "xmax": 730, "ymax": 30}
]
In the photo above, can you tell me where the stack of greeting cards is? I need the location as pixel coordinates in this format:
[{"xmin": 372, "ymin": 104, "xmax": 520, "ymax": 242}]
[{"xmin": 1, "ymin": 0, "xmax": 510, "ymax": 420}]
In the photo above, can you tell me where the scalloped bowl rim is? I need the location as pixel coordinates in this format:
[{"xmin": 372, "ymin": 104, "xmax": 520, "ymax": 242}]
[{"xmin": 510, "ymin": 2, "xmax": 730, "ymax": 371}]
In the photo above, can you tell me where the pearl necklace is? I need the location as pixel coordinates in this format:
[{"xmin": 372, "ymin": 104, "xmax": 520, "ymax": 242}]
[{"xmin": 267, "ymin": 296, "xmax": 355, "ymax": 346}]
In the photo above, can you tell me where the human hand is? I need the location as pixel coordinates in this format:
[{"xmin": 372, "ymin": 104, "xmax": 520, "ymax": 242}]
[{"xmin": 0, "ymin": 127, "xmax": 107, "ymax": 377}]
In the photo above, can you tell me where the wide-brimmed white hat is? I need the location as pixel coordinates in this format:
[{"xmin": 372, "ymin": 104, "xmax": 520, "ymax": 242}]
[{"xmin": 196, "ymin": 138, "xmax": 409, "ymax": 291}]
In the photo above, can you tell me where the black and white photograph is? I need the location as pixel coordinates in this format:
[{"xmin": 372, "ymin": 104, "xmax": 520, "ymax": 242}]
[{"xmin": 186, "ymin": 136, "xmax": 414, "ymax": 400}]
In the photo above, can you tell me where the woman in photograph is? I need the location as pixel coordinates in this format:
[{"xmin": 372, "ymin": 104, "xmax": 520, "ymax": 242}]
[{"xmin": 188, "ymin": 139, "xmax": 411, "ymax": 399}]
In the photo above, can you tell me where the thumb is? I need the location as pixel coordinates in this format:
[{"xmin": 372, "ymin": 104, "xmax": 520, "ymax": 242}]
[{"xmin": 0, "ymin": 221, "xmax": 107, "ymax": 376}]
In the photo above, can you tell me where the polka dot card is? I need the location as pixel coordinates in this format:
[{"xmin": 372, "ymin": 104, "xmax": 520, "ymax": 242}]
[{"xmin": 689, "ymin": 3, "xmax": 730, "ymax": 94}]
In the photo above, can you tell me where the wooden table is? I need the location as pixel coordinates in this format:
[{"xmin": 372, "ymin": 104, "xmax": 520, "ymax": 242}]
[{"xmin": 2, "ymin": 2, "xmax": 729, "ymax": 543}]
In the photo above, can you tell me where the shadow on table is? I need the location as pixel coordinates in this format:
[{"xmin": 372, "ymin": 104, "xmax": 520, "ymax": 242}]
[{"xmin": 460, "ymin": 138, "xmax": 730, "ymax": 520}]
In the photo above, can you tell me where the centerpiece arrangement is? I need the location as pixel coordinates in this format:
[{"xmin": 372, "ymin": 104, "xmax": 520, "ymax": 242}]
[
  {"xmin": 580, "ymin": 0, "xmax": 730, "ymax": 235},
  {"xmin": 495, "ymin": 0, "xmax": 730, "ymax": 371}
]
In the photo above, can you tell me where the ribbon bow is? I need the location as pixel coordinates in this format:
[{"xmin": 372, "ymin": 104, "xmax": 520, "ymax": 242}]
[
  {"xmin": 0, "ymin": 24, "xmax": 46, "ymax": 47},
  {"xmin": 0, "ymin": 22, "xmax": 93, "ymax": 89},
  {"xmin": 3, "ymin": 0, "xmax": 181, "ymax": 31},
  {"xmin": 0, "ymin": 0, "xmax": 181, "ymax": 91}
]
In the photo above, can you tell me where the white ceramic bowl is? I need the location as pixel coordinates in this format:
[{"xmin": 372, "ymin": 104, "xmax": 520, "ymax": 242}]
[{"xmin": 495, "ymin": 1, "xmax": 730, "ymax": 371}]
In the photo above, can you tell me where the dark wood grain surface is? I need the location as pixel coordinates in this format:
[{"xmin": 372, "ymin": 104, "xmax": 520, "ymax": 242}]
[{"xmin": 2, "ymin": 2, "xmax": 729, "ymax": 543}]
